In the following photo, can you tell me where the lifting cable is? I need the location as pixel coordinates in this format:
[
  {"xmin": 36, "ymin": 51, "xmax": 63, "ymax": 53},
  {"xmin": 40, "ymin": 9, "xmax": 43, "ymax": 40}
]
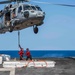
[{"xmin": 18, "ymin": 30, "xmax": 20, "ymax": 47}]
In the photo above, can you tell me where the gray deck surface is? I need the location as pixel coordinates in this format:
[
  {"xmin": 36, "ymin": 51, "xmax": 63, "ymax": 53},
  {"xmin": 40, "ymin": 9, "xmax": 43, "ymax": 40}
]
[{"xmin": 0, "ymin": 58, "xmax": 75, "ymax": 75}]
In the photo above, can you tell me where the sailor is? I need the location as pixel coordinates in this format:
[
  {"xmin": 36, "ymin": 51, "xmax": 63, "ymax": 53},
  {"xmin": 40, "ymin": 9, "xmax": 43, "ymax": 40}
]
[
  {"xmin": 18, "ymin": 45, "xmax": 24, "ymax": 60},
  {"xmin": 25, "ymin": 48, "xmax": 32, "ymax": 61}
]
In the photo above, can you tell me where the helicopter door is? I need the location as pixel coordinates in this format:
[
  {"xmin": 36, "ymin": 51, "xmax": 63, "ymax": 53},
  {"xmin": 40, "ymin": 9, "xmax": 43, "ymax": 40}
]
[
  {"xmin": 5, "ymin": 11, "xmax": 11, "ymax": 26},
  {"xmin": 17, "ymin": 6, "xmax": 22, "ymax": 18}
]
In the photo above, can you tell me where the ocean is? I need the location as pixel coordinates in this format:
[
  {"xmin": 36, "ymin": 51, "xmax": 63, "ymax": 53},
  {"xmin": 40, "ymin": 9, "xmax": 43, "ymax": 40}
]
[{"xmin": 0, "ymin": 50, "xmax": 75, "ymax": 58}]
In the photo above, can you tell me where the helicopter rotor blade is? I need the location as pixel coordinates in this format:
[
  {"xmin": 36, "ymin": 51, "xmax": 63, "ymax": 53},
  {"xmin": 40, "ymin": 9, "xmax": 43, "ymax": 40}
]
[
  {"xmin": 0, "ymin": 1, "xmax": 12, "ymax": 4},
  {"xmin": 0, "ymin": 0, "xmax": 75, "ymax": 7},
  {"xmin": 55, "ymin": 4, "xmax": 75, "ymax": 7},
  {"xmin": 8, "ymin": 0, "xmax": 30, "ymax": 2},
  {"xmin": 0, "ymin": 0, "xmax": 30, "ymax": 4},
  {"xmin": 32, "ymin": 0, "xmax": 75, "ymax": 7}
]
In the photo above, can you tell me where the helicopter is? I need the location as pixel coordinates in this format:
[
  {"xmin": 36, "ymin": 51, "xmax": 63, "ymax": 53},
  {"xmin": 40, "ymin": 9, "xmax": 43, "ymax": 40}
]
[
  {"xmin": 0, "ymin": 0, "xmax": 75, "ymax": 34},
  {"xmin": 0, "ymin": 0, "xmax": 45, "ymax": 34}
]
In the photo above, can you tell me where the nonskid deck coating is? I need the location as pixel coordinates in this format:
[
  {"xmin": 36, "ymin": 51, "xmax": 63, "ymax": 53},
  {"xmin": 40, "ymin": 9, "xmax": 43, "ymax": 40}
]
[{"xmin": 0, "ymin": 58, "xmax": 75, "ymax": 75}]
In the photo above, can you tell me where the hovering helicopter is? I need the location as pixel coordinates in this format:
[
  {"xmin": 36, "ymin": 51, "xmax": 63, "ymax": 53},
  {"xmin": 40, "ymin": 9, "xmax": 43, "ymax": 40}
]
[
  {"xmin": 0, "ymin": 0, "xmax": 45, "ymax": 34},
  {"xmin": 0, "ymin": 0, "xmax": 75, "ymax": 34}
]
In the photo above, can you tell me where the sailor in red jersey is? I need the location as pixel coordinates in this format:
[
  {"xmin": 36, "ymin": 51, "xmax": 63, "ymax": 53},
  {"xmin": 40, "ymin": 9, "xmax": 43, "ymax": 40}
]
[
  {"xmin": 18, "ymin": 45, "xmax": 24, "ymax": 60},
  {"xmin": 25, "ymin": 48, "xmax": 32, "ymax": 60}
]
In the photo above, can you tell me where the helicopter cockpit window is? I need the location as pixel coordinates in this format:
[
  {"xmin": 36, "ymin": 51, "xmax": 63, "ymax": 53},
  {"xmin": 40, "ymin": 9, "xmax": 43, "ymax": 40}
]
[
  {"xmin": 35, "ymin": 6, "xmax": 42, "ymax": 11},
  {"xmin": 18, "ymin": 6, "xmax": 22, "ymax": 13},
  {"xmin": 31, "ymin": 6, "xmax": 36, "ymax": 10},
  {"xmin": 24, "ymin": 5, "xmax": 32, "ymax": 10}
]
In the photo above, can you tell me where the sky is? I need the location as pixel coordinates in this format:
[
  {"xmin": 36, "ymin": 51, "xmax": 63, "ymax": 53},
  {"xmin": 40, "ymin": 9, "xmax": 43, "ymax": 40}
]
[{"xmin": 0, "ymin": 0, "xmax": 75, "ymax": 50}]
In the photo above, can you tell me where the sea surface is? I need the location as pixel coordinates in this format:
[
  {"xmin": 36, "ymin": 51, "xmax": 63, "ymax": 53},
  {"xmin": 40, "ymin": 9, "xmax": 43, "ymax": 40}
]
[{"xmin": 0, "ymin": 50, "xmax": 75, "ymax": 58}]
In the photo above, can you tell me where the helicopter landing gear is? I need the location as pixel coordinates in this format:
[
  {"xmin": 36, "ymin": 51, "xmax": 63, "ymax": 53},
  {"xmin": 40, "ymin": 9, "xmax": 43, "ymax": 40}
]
[
  {"xmin": 33, "ymin": 25, "xmax": 38, "ymax": 34},
  {"xmin": 8, "ymin": 21, "xmax": 15, "ymax": 32},
  {"xmin": 8, "ymin": 22, "xmax": 14, "ymax": 32},
  {"xmin": 9, "ymin": 26, "xmax": 13, "ymax": 32}
]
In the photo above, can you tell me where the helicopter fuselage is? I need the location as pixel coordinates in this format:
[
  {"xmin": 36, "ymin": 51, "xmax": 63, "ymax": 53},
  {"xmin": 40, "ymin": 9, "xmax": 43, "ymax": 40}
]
[{"xmin": 0, "ymin": 3, "xmax": 45, "ymax": 34}]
